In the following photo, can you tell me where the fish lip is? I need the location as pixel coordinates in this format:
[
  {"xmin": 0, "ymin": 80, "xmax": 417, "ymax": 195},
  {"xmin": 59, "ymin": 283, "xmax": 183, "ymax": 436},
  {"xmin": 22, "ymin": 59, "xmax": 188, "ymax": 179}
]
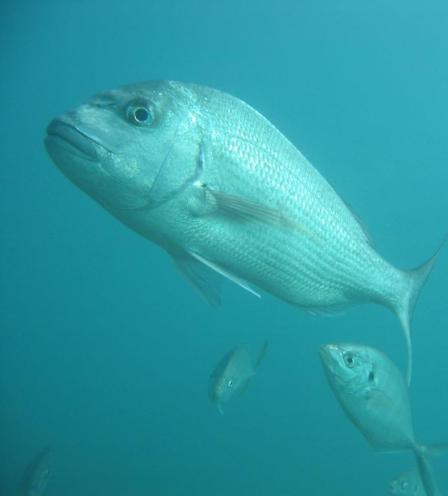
[{"xmin": 46, "ymin": 118, "xmax": 112, "ymax": 160}]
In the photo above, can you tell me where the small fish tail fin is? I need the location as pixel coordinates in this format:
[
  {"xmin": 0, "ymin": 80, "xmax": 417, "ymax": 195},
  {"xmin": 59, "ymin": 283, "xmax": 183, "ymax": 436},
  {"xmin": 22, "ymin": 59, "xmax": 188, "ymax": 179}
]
[
  {"xmin": 414, "ymin": 443, "xmax": 447, "ymax": 496},
  {"xmin": 394, "ymin": 236, "xmax": 447, "ymax": 385},
  {"xmin": 420, "ymin": 442, "xmax": 448, "ymax": 457},
  {"xmin": 254, "ymin": 340, "xmax": 268, "ymax": 370}
]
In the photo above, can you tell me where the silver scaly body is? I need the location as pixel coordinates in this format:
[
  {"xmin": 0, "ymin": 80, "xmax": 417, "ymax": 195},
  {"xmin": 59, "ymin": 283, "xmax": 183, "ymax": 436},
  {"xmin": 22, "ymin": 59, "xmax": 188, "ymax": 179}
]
[{"xmin": 45, "ymin": 81, "xmax": 443, "ymax": 381}]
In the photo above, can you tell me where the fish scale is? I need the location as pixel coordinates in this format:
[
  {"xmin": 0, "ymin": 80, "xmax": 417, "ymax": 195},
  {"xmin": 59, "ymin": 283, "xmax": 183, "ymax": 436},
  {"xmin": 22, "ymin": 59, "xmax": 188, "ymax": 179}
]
[
  {"xmin": 200, "ymin": 87, "xmax": 368, "ymax": 238},
  {"xmin": 192, "ymin": 111, "xmax": 392, "ymax": 303}
]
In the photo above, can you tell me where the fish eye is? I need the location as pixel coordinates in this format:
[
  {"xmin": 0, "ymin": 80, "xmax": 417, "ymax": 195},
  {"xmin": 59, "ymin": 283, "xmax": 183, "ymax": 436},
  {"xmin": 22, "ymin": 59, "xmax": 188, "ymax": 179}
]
[
  {"xmin": 227, "ymin": 379, "xmax": 233, "ymax": 388},
  {"xmin": 134, "ymin": 107, "xmax": 150, "ymax": 122},
  {"xmin": 126, "ymin": 100, "xmax": 154, "ymax": 126},
  {"xmin": 343, "ymin": 353, "xmax": 355, "ymax": 368},
  {"xmin": 368, "ymin": 371, "xmax": 375, "ymax": 382}
]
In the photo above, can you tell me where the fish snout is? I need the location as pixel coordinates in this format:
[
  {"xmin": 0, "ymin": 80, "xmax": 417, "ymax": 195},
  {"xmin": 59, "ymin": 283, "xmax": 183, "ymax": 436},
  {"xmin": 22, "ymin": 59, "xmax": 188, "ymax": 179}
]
[
  {"xmin": 46, "ymin": 116, "xmax": 112, "ymax": 161},
  {"xmin": 319, "ymin": 344, "xmax": 339, "ymax": 361},
  {"xmin": 388, "ymin": 479, "xmax": 399, "ymax": 494},
  {"xmin": 318, "ymin": 344, "xmax": 344, "ymax": 375}
]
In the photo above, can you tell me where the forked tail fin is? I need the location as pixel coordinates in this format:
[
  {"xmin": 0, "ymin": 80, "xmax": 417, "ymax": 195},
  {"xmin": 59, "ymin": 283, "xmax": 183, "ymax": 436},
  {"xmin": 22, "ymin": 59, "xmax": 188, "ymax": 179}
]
[
  {"xmin": 254, "ymin": 340, "xmax": 268, "ymax": 370},
  {"xmin": 395, "ymin": 236, "xmax": 447, "ymax": 385},
  {"xmin": 414, "ymin": 443, "xmax": 448, "ymax": 496},
  {"xmin": 415, "ymin": 451, "xmax": 438, "ymax": 496}
]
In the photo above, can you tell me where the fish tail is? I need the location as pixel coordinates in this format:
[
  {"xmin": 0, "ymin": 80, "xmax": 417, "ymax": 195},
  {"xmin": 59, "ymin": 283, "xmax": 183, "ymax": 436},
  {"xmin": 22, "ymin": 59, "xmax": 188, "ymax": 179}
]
[
  {"xmin": 414, "ymin": 444, "xmax": 446, "ymax": 496},
  {"xmin": 421, "ymin": 443, "xmax": 448, "ymax": 456},
  {"xmin": 394, "ymin": 236, "xmax": 447, "ymax": 385},
  {"xmin": 254, "ymin": 340, "xmax": 268, "ymax": 370}
]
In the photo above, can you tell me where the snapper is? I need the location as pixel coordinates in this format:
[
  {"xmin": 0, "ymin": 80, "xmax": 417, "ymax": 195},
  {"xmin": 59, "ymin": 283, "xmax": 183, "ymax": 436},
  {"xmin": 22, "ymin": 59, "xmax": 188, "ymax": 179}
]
[{"xmin": 45, "ymin": 81, "xmax": 444, "ymax": 381}]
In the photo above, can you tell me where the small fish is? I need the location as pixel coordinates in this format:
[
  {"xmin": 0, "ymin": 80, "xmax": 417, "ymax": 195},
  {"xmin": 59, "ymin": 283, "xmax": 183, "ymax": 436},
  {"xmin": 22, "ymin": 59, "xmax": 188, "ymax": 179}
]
[
  {"xmin": 390, "ymin": 468, "xmax": 427, "ymax": 495},
  {"xmin": 45, "ymin": 81, "xmax": 446, "ymax": 383},
  {"xmin": 209, "ymin": 341, "xmax": 267, "ymax": 414},
  {"xmin": 319, "ymin": 343, "xmax": 447, "ymax": 496},
  {"xmin": 19, "ymin": 446, "xmax": 52, "ymax": 496}
]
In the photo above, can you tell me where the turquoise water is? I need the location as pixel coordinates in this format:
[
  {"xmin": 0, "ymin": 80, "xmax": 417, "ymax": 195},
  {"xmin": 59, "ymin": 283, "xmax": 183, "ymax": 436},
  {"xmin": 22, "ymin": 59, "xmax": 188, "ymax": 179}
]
[{"xmin": 1, "ymin": 1, "xmax": 447, "ymax": 494}]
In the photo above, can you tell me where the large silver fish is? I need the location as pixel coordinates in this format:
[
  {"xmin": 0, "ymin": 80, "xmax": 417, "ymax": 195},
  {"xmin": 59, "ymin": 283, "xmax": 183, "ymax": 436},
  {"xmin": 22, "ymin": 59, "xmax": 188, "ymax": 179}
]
[
  {"xmin": 319, "ymin": 343, "xmax": 446, "ymax": 496},
  {"xmin": 45, "ymin": 81, "xmax": 443, "ymax": 381},
  {"xmin": 209, "ymin": 342, "xmax": 267, "ymax": 414}
]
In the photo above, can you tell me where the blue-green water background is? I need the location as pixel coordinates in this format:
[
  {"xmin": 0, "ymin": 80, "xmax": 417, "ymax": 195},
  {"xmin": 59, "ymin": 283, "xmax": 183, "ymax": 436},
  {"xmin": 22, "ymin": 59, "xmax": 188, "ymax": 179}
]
[{"xmin": 1, "ymin": 1, "xmax": 447, "ymax": 494}]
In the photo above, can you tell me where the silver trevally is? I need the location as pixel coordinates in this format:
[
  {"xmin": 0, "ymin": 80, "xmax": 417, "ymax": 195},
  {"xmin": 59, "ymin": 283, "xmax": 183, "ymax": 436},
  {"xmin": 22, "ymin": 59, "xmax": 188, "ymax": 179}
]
[
  {"xmin": 209, "ymin": 341, "xmax": 267, "ymax": 414},
  {"xmin": 390, "ymin": 468, "xmax": 428, "ymax": 495},
  {"xmin": 319, "ymin": 343, "xmax": 447, "ymax": 496},
  {"xmin": 19, "ymin": 446, "xmax": 53, "ymax": 496},
  {"xmin": 45, "ymin": 81, "xmax": 444, "ymax": 382}
]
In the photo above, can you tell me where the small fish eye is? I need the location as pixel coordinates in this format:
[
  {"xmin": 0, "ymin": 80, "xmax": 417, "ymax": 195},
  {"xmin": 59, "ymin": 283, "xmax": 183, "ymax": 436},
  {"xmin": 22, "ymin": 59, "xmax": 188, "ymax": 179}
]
[
  {"xmin": 227, "ymin": 379, "xmax": 233, "ymax": 388},
  {"xmin": 343, "ymin": 353, "xmax": 355, "ymax": 368}
]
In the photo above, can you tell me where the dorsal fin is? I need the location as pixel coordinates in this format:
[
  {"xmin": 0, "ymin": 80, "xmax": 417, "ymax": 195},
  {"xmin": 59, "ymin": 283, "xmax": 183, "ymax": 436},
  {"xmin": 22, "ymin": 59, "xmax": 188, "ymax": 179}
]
[{"xmin": 342, "ymin": 199, "xmax": 375, "ymax": 247}]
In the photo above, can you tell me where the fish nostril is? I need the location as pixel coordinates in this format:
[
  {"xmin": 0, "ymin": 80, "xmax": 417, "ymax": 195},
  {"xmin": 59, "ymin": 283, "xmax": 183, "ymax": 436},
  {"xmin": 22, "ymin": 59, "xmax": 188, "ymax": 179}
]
[{"xmin": 89, "ymin": 91, "xmax": 118, "ymax": 108}]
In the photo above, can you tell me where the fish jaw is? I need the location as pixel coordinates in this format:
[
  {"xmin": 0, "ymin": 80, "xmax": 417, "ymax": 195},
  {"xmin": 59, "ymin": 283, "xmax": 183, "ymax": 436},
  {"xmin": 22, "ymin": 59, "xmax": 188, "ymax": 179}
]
[
  {"xmin": 46, "ymin": 116, "xmax": 115, "ymax": 159},
  {"xmin": 318, "ymin": 344, "xmax": 340, "ymax": 367},
  {"xmin": 45, "ymin": 116, "xmax": 108, "ymax": 188},
  {"xmin": 45, "ymin": 110, "xmax": 144, "ymax": 211},
  {"xmin": 318, "ymin": 344, "xmax": 351, "ymax": 385},
  {"xmin": 209, "ymin": 391, "xmax": 225, "ymax": 415}
]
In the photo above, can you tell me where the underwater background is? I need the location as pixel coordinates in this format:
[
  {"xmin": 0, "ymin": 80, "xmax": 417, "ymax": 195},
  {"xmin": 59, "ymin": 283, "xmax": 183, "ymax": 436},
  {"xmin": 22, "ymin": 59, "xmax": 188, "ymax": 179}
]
[{"xmin": 1, "ymin": 0, "xmax": 447, "ymax": 494}]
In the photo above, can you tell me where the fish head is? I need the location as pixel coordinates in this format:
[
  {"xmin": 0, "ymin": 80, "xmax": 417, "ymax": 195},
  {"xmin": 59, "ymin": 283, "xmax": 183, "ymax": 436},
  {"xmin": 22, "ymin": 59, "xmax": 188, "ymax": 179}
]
[
  {"xmin": 210, "ymin": 375, "xmax": 238, "ymax": 407},
  {"xmin": 319, "ymin": 343, "xmax": 378, "ymax": 397},
  {"xmin": 21, "ymin": 446, "xmax": 53, "ymax": 494},
  {"xmin": 45, "ymin": 81, "xmax": 203, "ymax": 214},
  {"xmin": 389, "ymin": 470, "xmax": 421, "ymax": 495}
]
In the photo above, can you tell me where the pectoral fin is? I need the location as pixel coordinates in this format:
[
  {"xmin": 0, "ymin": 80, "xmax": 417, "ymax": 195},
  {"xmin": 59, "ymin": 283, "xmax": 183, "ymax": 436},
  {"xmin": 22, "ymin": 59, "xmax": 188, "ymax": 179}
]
[
  {"xmin": 206, "ymin": 188, "xmax": 288, "ymax": 224},
  {"xmin": 366, "ymin": 388, "xmax": 394, "ymax": 411},
  {"xmin": 196, "ymin": 183, "xmax": 317, "ymax": 241},
  {"xmin": 238, "ymin": 376, "xmax": 254, "ymax": 396}
]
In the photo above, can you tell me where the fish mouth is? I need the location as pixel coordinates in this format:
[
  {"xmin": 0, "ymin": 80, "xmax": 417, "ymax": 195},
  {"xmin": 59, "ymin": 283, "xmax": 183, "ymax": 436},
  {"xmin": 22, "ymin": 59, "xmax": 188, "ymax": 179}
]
[
  {"xmin": 318, "ymin": 344, "xmax": 339, "ymax": 363},
  {"xmin": 318, "ymin": 344, "xmax": 343, "ymax": 377},
  {"xmin": 45, "ymin": 119, "xmax": 111, "ymax": 160},
  {"xmin": 389, "ymin": 481, "xmax": 397, "ymax": 493}
]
